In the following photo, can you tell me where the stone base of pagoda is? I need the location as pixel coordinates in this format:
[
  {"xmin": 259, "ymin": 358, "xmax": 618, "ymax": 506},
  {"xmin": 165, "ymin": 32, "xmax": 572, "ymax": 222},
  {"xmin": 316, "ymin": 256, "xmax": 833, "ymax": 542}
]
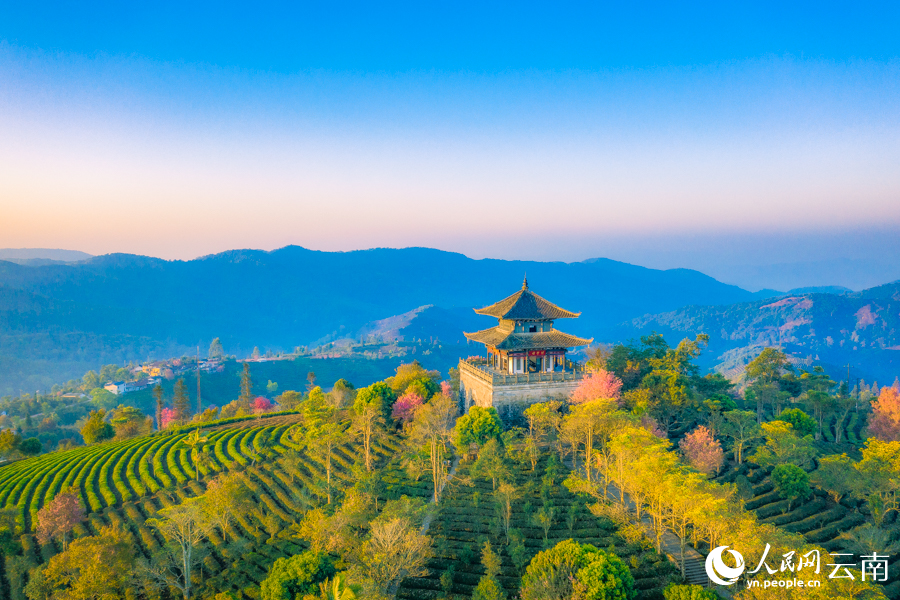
[{"xmin": 458, "ymin": 359, "xmax": 582, "ymax": 421}]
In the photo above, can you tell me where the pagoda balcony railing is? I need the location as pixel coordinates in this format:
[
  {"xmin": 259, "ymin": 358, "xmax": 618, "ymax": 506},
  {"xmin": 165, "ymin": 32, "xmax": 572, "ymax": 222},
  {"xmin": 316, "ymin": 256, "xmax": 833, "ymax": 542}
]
[{"xmin": 460, "ymin": 358, "xmax": 585, "ymax": 386}]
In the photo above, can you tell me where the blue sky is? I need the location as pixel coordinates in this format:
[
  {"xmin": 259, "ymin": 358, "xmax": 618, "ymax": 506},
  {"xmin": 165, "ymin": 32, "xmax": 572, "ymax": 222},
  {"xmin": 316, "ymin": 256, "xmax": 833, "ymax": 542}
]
[
  {"xmin": 6, "ymin": 2, "xmax": 900, "ymax": 71},
  {"xmin": 1, "ymin": 1, "xmax": 899, "ymax": 290}
]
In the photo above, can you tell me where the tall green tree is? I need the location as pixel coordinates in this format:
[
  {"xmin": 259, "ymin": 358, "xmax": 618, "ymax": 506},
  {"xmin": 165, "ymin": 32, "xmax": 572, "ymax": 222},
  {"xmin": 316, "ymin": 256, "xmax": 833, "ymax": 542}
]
[
  {"xmin": 153, "ymin": 383, "xmax": 165, "ymax": 431},
  {"xmin": 638, "ymin": 334, "xmax": 709, "ymax": 434},
  {"xmin": 208, "ymin": 337, "xmax": 224, "ymax": 360},
  {"xmin": 472, "ymin": 542, "xmax": 505, "ymax": 600},
  {"xmin": 179, "ymin": 429, "xmax": 209, "ymax": 480},
  {"xmin": 454, "ymin": 406, "xmax": 502, "ymax": 454},
  {"xmin": 472, "ymin": 439, "xmax": 510, "ymax": 491},
  {"xmin": 352, "ymin": 389, "xmax": 385, "ymax": 472},
  {"xmin": 750, "ymin": 421, "xmax": 817, "ymax": 469},
  {"xmin": 745, "ymin": 348, "xmax": 793, "ymax": 422},
  {"xmin": 80, "ymin": 410, "xmax": 114, "ymax": 445},
  {"xmin": 173, "ymin": 378, "xmax": 191, "ymax": 424},
  {"xmin": 239, "ymin": 363, "xmax": 254, "ymax": 409},
  {"xmin": 408, "ymin": 394, "xmax": 457, "ymax": 503},
  {"xmin": 299, "ymin": 390, "xmax": 343, "ymax": 504},
  {"xmin": 721, "ymin": 410, "xmax": 761, "ymax": 465},
  {"xmin": 771, "ymin": 463, "xmax": 811, "ymax": 510}
]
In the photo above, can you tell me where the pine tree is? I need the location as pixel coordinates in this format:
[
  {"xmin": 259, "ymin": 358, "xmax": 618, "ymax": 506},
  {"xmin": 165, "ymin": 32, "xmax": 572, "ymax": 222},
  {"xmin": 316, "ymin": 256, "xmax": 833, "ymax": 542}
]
[
  {"xmin": 208, "ymin": 337, "xmax": 224, "ymax": 360},
  {"xmin": 174, "ymin": 379, "xmax": 191, "ymax": 424},
  {"xmin": 239, "ymin": 363, "xmax": 253, "ymax": 409},
  {"xmin": 153, "ymin": 384, "xmax": 165, "ymax": 431}
]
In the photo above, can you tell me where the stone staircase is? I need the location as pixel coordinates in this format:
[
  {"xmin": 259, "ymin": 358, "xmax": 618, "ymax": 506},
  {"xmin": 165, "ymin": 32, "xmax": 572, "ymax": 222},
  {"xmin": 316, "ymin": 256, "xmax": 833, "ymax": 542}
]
[{"xmin": 603, "ymin": 482, "xmax": 712, "ymax": 587}]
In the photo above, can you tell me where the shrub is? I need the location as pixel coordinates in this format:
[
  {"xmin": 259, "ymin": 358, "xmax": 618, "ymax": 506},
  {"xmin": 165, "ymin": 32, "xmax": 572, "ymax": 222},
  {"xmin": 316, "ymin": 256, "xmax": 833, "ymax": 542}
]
[
  {"xmin": 454, "ymin": 407, "xmax": 502, "ymax": 453},
  {"xmin": 259, "ymin": 550, "xmax": 334, "ymax": 600},
  {"xmin": 81, "ymin": 411, "xmax": 114, "ymax": 445},
  {"xmin": 521, "ymin": 539, "xmax": 635, "ymax": 600},
  {"xmin": 20, "ymin": 438, "xmax": 42, "ymax": 455},
  {"xmin": 776, "ymin": 408, "xmax": 817, "ymax": 438},
  {"xmin": 771, "ymin": 463, "xmax": 811, "ymax": 510}
]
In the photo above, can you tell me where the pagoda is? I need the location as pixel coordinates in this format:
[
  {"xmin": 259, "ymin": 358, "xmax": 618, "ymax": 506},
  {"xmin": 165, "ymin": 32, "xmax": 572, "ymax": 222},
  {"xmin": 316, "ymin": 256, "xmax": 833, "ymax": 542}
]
[{"xmin": 458, "ymin": 277, "xmax": 592, "ymax": 418}]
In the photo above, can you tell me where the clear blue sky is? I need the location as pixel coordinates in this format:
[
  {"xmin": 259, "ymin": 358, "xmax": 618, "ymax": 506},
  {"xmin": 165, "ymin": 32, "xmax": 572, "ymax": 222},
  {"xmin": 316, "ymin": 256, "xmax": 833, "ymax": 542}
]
[
  {"xmin": 5, "ymin": 2, "xmax": 900, "ymax": 71},
  {"xmin": 1, "ymin": 1, "xmax": 899, "ymax": 290}
]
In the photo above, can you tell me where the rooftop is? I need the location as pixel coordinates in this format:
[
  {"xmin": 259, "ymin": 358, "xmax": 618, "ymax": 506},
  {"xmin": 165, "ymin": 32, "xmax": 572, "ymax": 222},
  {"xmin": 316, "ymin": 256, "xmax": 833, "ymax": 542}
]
[
  {"xmin": 464, "ymin": 326, "xmax": 592, "ymax": 350},
  {"xmin": 474, "ymin": 276, "xmax": 580, "ymax": 320}
]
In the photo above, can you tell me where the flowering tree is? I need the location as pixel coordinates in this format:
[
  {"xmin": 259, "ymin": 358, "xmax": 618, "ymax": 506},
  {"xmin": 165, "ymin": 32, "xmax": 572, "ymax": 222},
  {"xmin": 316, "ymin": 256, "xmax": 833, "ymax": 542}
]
[
  {"xmin": 392, "ymin": 390, "xmax": 424, "ymax": 424},
  {"xmin": 36, "ymin": 490, "xmax": 85, "ymax": 550},
  {"xmin": 570, "ymin": 369, "xmax": 623, "ymax": 405},
  {"xmin": 679, "ymin": 425, "xmax": 724, "ymax": 476},
  {"xmin": 253, "ymin": 397, "xmax": 274, "ymax": 418},
  {"xmin": 868, "ymin": 385, "xmax": 900, "ymax": 442},
  {"xmin": 160, "ymin": 407, "xmax": 177, "ymax": 429},
  {"xmin": 440, "ymin": 381, "xmax": 452, "ymax": 397},
  {"xmin": 641, "ymin": 415, "xmax": 667, "ymax": 439}
]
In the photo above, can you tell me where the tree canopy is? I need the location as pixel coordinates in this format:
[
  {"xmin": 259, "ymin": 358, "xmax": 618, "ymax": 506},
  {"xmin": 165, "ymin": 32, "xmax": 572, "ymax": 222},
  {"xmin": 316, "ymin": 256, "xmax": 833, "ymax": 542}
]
[{"xmin": 520, "ymin": 539, "xmax": 635, "ymax": 600}]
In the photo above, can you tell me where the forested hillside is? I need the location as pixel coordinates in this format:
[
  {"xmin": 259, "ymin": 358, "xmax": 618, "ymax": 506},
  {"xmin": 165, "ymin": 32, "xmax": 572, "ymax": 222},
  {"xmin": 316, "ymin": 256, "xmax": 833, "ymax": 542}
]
[
  {"xmin": 0, "ymin": 246, "xmax": 760, "ymax": 394},
  {"xmin": 618, "ymin": 283, "xmax": 900, "ymax": 384},
  {"xmin": 0, "ymin": 342, "xmax": 896, "ymax": 599}
]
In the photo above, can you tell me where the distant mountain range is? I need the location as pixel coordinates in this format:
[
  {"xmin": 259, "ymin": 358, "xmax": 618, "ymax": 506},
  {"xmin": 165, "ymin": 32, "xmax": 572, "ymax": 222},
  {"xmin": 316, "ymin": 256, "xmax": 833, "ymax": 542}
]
[
  {"xmin": 0, "ymin": 248, "xmax": 93, "ymax": 266},
  {"xmin": 0, "ymin": 245, "xmax": 764, "ymax": 394},
  {"xmin": 1, "ymin": 245, "xmax": 898, "ymax": 395},
  {"xmin": 614, "ymin": 282, "xmax": 900, "ymax": 386}
]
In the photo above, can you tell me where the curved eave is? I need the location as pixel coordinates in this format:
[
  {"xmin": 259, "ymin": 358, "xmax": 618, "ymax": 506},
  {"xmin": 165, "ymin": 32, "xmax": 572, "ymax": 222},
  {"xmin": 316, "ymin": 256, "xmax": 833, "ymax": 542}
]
[{"xmin": 464, "ymin": 327, "xmax": 593, "ymax": 351}]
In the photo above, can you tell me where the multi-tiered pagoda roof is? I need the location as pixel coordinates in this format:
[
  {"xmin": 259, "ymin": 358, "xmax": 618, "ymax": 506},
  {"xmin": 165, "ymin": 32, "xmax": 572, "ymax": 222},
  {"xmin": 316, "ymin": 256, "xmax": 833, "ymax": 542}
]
[{"xmin": 464, "ymin": 278, "xmax": 592, "ymax": 352}]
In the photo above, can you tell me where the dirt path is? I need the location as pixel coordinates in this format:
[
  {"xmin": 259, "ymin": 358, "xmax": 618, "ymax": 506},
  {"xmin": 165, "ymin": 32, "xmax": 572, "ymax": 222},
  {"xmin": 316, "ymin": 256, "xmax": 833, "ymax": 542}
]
[{"xmin": 419, "ymin": 455, "xmax": 461, "ymax": 535}]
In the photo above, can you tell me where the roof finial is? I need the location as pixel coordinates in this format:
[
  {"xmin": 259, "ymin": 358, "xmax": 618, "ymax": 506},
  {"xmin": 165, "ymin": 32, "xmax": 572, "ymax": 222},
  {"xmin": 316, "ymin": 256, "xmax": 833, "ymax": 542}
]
[{"xmin": 522, "ymin": 273, "xmax": 528, "ymax": 290}]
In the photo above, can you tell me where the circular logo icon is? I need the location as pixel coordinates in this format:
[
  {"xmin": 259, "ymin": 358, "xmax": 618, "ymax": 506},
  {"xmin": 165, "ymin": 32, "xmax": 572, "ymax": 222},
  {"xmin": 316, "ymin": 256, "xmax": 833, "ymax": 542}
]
[{"xmin": 705, "ymin": 545, "xmax": 745, "ymax": 586}]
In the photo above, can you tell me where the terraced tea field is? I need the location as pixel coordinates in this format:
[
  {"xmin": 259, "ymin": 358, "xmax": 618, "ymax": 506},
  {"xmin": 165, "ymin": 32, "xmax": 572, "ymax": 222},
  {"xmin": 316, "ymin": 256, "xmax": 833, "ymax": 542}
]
[
  {"xmin": 821, "ymin": 410, "xmax": 868, "ymax": 445},
  {"xmin": 0, "ymin": 416, "xmax": 407, "ymax": 598},
  {"xmin": 717, "ymin": 461, "xmax": 900, "ymax": 598},
  {"xmin": 397, "ymin": 457, "xmax": 680, "ymax": 600}
]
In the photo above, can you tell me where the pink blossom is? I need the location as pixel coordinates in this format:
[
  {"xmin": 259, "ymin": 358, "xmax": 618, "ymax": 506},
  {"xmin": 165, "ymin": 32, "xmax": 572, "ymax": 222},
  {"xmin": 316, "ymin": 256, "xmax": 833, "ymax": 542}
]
[
  {"xmin": 570, "ymin": 369, "xmax": 623, "ymax": 404},
  {"xmin": 392, "ymin": 390, "xmax": 424, "ymax": 423},
  {"xmin": 440, "ymin": 381, "xmax": 451, "ymax": 397},
  {"xmin": 253, "ymin": 397, "xmax": 274, "ymax": 413},
  {"xmin": 160, "ymin": 407, "xmax": 176, "ymax": 429},
  {"xmin": 679, "ymin": 425, "xmax": 724, "ymax": 476}
]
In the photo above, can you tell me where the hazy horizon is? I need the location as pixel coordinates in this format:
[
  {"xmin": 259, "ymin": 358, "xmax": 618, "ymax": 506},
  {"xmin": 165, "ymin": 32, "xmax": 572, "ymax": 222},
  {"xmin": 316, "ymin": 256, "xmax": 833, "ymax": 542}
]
[
  {"xmin": 2, "ymin": 2, "xmax": 899, "ymax": 292},
  {"xmin": 4, "ymin": 234, "xmax": 899, "ymax": 293}
]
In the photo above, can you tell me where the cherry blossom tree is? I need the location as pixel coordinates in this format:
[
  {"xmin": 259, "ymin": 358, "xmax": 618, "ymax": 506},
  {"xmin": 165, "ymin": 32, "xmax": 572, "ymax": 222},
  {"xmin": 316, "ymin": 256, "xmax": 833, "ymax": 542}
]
[
  {"xmin": 253, "ymin": 397, "xmax": 274, "ymax": 417},
  {"xmin": 868, "ymin": 385, "xmax": 900, "ymax": 442},
  {"xmin": 679, "ymin": 425, "xmax": 724, "ymax": 476},
  {"xmin": 160, "ymin": 407, "xmax": 177, "ymax": 429},
  {"xmin": 570, "ymin": 369, "xmax": 623, "ymax": 405},
  {"xmin": 392, "ymin": 390, "xmax": 424, "ymax": 424},
  {"xmin": 36, "ymin": 490, "xmax": 85, "ymax": 550}
]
